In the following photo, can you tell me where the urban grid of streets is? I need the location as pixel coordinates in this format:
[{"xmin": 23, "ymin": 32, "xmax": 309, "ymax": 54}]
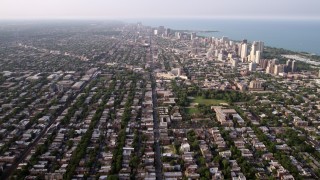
[{"xmin": 0, "ymin": 21, "xmax": 320, "ymax": 179}]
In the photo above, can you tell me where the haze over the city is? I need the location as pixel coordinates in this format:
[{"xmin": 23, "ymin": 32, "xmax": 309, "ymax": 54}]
[
  {"xmin": 1, "ymin": 0, "xmax": 320, "ymax": 19},
  {"xmin": 1, "ymin": 0, "xmax": 320, "ymax": 179}
]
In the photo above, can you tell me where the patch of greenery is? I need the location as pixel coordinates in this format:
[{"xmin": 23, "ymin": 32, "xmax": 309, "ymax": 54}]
[{"xmin": 192, "ymin": 96, "xmax": 226, "ymax": 105}]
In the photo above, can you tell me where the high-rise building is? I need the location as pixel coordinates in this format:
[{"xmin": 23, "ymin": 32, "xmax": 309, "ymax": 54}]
[
  {"xmin": 191, "ymin": 32, "xmax": 197, "ymax": 40},
  {"xmin": 271, "ymin": 59, "xmax": 279, "ymax": 65},
  {"xmin": 286, "ymin": 59, "xmax": 292, "ymax": 72},
  {"xmin": 255, "ymin": 51, "xmax": 261, "ymax": 64},
  {"xmin": 241, "ymin": 43, "xmax": 248, "ymax": 61},
  {"xmin": 274, "ymin": 64, "xmax": 285, "ymax": 75},
  {"xmin": 260, "ymin": 59, "xmax": 269, "ymax": 69},
  {"xmin": 158, "ymin": 26, "xmax": 165, "ymax": 35},
  {"xmin": 250, "ymin": 41, "xmax": 264, "ymax": 63},
  {"xmin": 250, "ymin": 52, "xmax": 256, "ymax": 62},
  {"xmin": 237, "ymin": 43, "xmax": 242, "ymax": 56},
  {"xmin": 292, "ymin": 60, "xmax": 296, "ymax": 72},
  {"xmin": 251, "ymin": 41, "xmax": 264, "ymax": 53},
  {"xmin": 154, "ymin": 29, "xmax": 158, "ymax": 35},
  {"xmin": 165, "ymin": 28, "xmax": 171, "ymax": 37},
  {"xmin": 266, "ymin": 63, "xmax": 275, "ymax": 74},
  {"xmin": 250, "ymin": 41, "xmax": 264, "ymax": 62},
  {"xmin": 256, "ymin": 41, "xmax": 264, "ymax": 52},
  {"xmin": 266, "ymin": 59, "xmax": 278, "ymax": 74},
  {"xmin": 252, "ymin": 42, "xmax": 258, "ymax": 52},
  {"xmin": 249, "ymin": 62, "xmax": 257, "ymax": 72},
  {"xmin": 250, "ymin": 42, "xmax": 258, "ymax": 62}
]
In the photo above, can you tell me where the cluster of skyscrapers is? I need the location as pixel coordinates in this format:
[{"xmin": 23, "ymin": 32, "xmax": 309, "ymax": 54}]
[
  {"xmin": 208, "ymin": 37, "xmax": 283, "ymax": 74},
  {"xmin": 260, "ymin": 59, "xmax": 296, "ymax": 75},
  {"xmin": 154, "ymin": 26, "xmax": 171, "ymax": 37},
  {"xmin": 153, "ymin": 27, "xmax": 299, "ymax": 76},
  {"xmin": 239, "ymin": 40, "xmax": 263, "ymax": 63}
]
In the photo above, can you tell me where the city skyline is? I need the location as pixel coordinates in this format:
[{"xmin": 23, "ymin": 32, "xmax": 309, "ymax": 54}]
[
  {"xmin": 1, "ymin": 0, "xmax": 320, "ymax": 20},
  {"xmin": 0, "ymin": 9, "xmax": 320, "ymax": 179}
]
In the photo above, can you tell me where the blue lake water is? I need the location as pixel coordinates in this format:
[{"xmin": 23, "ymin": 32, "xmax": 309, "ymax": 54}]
[{"xmin": 125, "ymin": 18, "xmax": 320, "ymax": 55}]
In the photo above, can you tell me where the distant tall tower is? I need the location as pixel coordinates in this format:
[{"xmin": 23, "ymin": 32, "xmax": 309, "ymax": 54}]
[
  {"xmin": 237, "ymin": 43, "xmax": 242, "ymax": 56},
  {"xmin": 251, "ymin": 42, "xmax": 258, "ymax": 53},
  {"xmin": 154, "ymin": 29, "xmax": 158, "ymax": 35},
  {"xmin": 250, "ymin": 41, "xmax": 264, "ymax": 62},
  {"xmin": 256, "ymin": 41, "xmax": 264, "ymax": 52},
  {"xmin": 241, "ymin": 43, "xmax": 248, "ymax": 60},
  {"xmin": 191, "ymin": 32, "xmax": 197, "ymax": 40},
  {"xmin": 271, "ymin": 59, "xmax": 279, "ymax": 65},
  {"xmin": 286, "ymin": 59, "xmax": 292, "ymax": 72},
  {"xmin": 255, "ymin": 51, "xmax": 261, "ymax": 64},
  {"xmin": 175, "ymin": 32, "xmax": 181, "ymax": 39},
  {"xmin": 292, "ymin": 60, "xmax": 296, "ymax": 72},
  {"xmin": 158, "ymin": 26, "xmax": 165, "ymax": 35},
  {"xmin": 165, "ymin": 28, "xmax": 171, "ymax": 37}
]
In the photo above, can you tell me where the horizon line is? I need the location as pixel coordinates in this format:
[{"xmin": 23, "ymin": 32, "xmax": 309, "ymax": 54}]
[{"xmin": 1, "ymin": 15, "xmax": 320, "ymax": 21}]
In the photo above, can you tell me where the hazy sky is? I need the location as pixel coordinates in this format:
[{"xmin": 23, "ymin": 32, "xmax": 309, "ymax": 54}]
[{"xmin": 1, "ymin": 0, "xmax": 320, "ymax": 20}]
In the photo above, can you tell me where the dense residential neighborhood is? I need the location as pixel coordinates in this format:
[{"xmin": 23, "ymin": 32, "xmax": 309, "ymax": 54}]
[{"xmin": 0, "ymin": 21, "xmax": 320, "ymax": 180}]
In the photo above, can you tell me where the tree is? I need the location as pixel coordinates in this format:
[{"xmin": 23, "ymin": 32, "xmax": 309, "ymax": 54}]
[
  {"xmin": 222, "ymin": 159, "xmax": 229, "ymax": 169},
  {"xmin": 130, "ymin": 156, "xmax": 139, "ymax": 169}
]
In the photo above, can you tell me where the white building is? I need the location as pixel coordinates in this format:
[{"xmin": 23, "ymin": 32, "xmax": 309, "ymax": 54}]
[
  {"xmin": 255, "ymin": 51, "xmax": 261, "ymax": 64},
  {"xmin": 241, "ymin": 43, "xmax": 248, "ymax": 61},
  {"xmin": 250, "ymin": 43, "xmax": 257, "ymax": 62},
  {"xmin": 218, "ymin": 53, "xmax": 224, "ymax": 61}
]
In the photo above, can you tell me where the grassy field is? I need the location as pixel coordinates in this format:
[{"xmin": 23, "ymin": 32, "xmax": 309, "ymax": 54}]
[
  {"xmin": 186, "ymin": 97, "xmax": 227, "ymax": 115},
  {"xmin": 192, "ymin": 96, "xmax": 226, "ymax": 105},
  {"xmin": 185, "ymin": 107, "xmax": 200, "ymax": 114}
]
